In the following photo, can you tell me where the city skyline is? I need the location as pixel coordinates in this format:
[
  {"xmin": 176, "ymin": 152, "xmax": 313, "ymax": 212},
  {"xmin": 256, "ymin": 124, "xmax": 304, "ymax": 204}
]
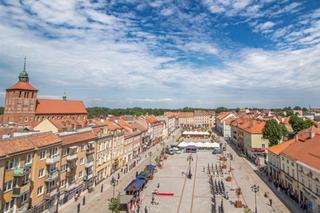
[{"xmin": 0, "ymin": 1, "xmax": 319, "ymax": 108}]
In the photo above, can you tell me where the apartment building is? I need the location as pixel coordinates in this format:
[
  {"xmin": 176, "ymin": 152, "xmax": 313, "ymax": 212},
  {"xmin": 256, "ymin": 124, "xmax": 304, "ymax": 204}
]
[
  {"xmin": 59, "ymin": 130, "xmax": 96, "ymax": 204},
  {"xmin": 216, "ymin": 112, "xmax": 236, "ymax": 138},
  {"xmin": 0, "ymin": 132, "xmax": 62, "ymax": 213},
  {"xmin": 267, "ymin": 125, "xmax": 320, "ymax": 212}
]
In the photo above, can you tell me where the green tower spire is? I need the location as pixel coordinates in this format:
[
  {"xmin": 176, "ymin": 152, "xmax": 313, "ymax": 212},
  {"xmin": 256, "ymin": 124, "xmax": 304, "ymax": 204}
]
[{"xmin": 19, "ymin": 57, "xmax": 29, "ymax": 82}]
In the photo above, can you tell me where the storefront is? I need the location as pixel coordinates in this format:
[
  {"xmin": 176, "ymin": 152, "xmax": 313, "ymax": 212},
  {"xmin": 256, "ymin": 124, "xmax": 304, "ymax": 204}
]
[{"xmin": 62, "ymin": 184, "xmax": 84, "ymax": 204}]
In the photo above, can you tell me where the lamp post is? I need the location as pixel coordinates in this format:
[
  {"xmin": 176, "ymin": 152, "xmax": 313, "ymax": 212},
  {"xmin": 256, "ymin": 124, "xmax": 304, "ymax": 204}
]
[
  {"xmin": 251, "ymin": 184, "xmax": 259, "ymax": 213},
  {"xmin": 110, "ymin": 177, "xmax": 117, "ymax": 213},
  {"xmin": 111, "ymin": 177, "xmax": 116, "ymax": 199},
  {"xmin": 187, "ymin": 154, "xmax": 193, "ymax": 179}
]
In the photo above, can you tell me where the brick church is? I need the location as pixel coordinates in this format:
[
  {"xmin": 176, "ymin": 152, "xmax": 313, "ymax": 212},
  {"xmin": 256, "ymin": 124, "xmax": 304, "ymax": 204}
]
[{"xmin": 2, "ymin": 59, "xmax": 88, "ymax": 124}]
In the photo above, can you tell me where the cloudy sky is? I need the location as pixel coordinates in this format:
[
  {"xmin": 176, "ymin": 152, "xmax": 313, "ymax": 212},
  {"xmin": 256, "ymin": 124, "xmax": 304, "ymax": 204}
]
[{"xmin": 0, "ymin": 0, "xmax": 319, "ymax": 108}]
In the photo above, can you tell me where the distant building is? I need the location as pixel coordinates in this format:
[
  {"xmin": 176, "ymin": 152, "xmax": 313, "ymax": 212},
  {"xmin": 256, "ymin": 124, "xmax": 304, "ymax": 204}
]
[{"xmin": 2, "ymin": 59, "xmax": 87, "ymax": 124}]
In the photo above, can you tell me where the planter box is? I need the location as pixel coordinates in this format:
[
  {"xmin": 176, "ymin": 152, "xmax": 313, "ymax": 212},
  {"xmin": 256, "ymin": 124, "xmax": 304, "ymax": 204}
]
[
  {"xmin": 226, "ymin": 176, "xmax": 232, "ymax": 182},
  {"xmin": 235, "ymin": 200, "xmax": 242, "ymax": 208}
]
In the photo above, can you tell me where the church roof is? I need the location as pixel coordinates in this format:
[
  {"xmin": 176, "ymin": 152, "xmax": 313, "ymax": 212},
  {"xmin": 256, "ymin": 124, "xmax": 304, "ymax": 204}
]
[
  {"xmin": 7, "ymin": 81, "xmax": 38, "ymax": 91},
  {"xmin": 35, "ymin": 99, "xmax": 87, "ymax": 115}
]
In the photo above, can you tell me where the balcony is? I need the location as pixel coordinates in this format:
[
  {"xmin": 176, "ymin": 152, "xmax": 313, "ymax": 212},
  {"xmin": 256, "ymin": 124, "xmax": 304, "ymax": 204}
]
[
  {"xmin": 44, "ymin": 189, "xmax": 58, "ymax": 200},
  {"xmin": 86, "ymin": 144, "xmax": 95, "ymax": 155},
  {"xmin": 85, "ymin": 161, "xmax": 94, "ymax": 168},
  {"xmin": 83, "ymin": 174, "xmax": 93, "ymax": 181},
  {"xmin": 66, "ymin": 153, "xmax": 77, "ymax": 161},
  {"xmin": 12, "ymin": 183, "xmax": 30, "ymax": 197},
  {"xmin": 46, "ymin": 154, "xmax": 60, "ymax": 165},
  {"xmin": 13, "ymin": 164, "xmax": 31, "ymax": 177},
  {"xmin": 46, "ymin": 170, "xmax": 59, "ymax": 182}
]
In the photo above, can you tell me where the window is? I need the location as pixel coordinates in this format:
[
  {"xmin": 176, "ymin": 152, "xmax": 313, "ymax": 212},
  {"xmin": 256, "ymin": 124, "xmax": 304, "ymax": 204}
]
[
  {"xmin": 81, "ymin": 144, "xmax": 85, "ymax": 151},
  {"xmin": 21, "ymin": 192, "xmax": 28, "ymax": 204},
  {"xmin": 13, "ymin": 158, "xmax": 20, "ymax": 168},
  {"xmin": 79, "ymin": 171, "xmax": 83, "ymax": 178},
  {"xmin": 26, "ymin": 154, "xmax": 32, "ymax": 164},
  {"xmin": 60, "ymin": 179, "xmax": 66, "ymax": 188},
  {"xmin": 5, "ymin": 160, "xmax": 14, "ymax": 170},
  {"xmin": 61, "ymin": 164, "xmax": 67, "ymax": 172},
  {"xmin": 23, "ymin": 174, "xmax": 29, "ymax": 184},
  {"xmin": 40, "ymin": 150, "xmax": 46, "ymax": 160},
  {"xmin": 37, "ymin": 186, "xmax": 43, "ymax": 196},
  {"xmin": 80, "ymin": 158, "xmax": 84, "ymax": 165},
  {"xmin": 62, "ymin": 148, "xmax": 69, "ymax": 156},
  {"xmin": 4, "ymin": 180, "xmax": 13, "ymax": 192},
  {"xmin": 49, "ymin": 147, "xmax": 58, "ymax": 157},
  {"xmin": 316, "ymin": 185, "xmax": 320, "ymax": 195},
  {"xmin": 4, "ymin": 200, "xmax": 14, "ymax": 213},
  {"xmin": 38, "ymin": 168, "xmax": 45, "ymax": 178}
]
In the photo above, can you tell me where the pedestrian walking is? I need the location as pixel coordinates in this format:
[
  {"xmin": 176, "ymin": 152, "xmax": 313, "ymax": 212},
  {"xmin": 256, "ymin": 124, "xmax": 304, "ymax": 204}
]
[
  {"xmin": 101, "ymin": 184, "xmax": 104, "ymax": 193},
  {"xmin": 269, "ymin": 198, "xmax": 273, "ymax": 207},
  {"xmin": 157, "ymin": 183, "xmax": 160, "ymax": 188},
  {"xmin": 151, "ymin": 194, "xmax": 155, "ymax": 205},
  {"xmin": 144, "ymin": 206, "xmax": 148, "ymax": 213},
  {"xmin": 82, "ymin": 196, "xmax": 86, "ymax": 206},
  {"xmin": 77, "ymin": 203, "xmax": 80, "ymax": 213},
  {"xmin": 118, "ymin": 173, "xmax": 120, "ymax": 180}
]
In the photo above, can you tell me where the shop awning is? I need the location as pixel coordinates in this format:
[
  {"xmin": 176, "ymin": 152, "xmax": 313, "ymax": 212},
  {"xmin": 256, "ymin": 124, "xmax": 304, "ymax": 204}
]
[{"xmin": 124, "ymin": 178, "xmax": 145, "ymax": 192}]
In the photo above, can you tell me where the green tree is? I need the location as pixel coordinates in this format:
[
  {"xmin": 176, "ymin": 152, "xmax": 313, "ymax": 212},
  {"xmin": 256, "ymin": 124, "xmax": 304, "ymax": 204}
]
[
  {"xmin": 289, "ymin": 115, "xmax": 314, "ymax": 134},
  {"xmin": 303, "ymin": 119, "xmax": 313, "ymax": 129},
  {"xmin": 263, "ymin": 119, "xmax": 283, "ymax": 147},
  {"xmin": 293, "ymin": 106, "xmax": 301, "ymax": 110},
  {"xmin": 108, "ymin": 196, "xmax": 120, "ymax": 213},
  {"xmin": 215, "ymin": 107, "xmax": 228, "ymax": 113},
  {"xmin": 0, "ymin": 106, "xmax": 3, "ymax": 114},
  {"xmin": 280, "ymin": 124, "xmax": 288, "ymax": 138}
]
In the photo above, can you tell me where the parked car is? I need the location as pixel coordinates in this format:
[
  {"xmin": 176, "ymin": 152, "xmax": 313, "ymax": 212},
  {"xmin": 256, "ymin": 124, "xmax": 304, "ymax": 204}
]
[
  {"xmin": 212, "ymin": 148, "xmax": 220, "ymax": 154},
  {"xmin": 166, "ymin": 148, "xmax": 174, "ymax": 155},
  {"xmin": 175, "ymin": 150, "xmax": 182, "ymax": 154}
]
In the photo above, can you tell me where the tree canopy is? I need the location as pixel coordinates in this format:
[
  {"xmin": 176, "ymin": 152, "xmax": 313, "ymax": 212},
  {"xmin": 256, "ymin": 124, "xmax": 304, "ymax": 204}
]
[
  {"xmin": 263, "ymin": 119, "xmax": 285, "ymax": 147},
  {"xmin": 289, "ymin": 115, "xmax": 313, "ymax": 134},
  {"xmin": 215, "ymin": 107, "xmax": 228, "ymax": 113},
  {"xmin": 0, "ymin": 107, "xmax": 3, "ymax": 114}
]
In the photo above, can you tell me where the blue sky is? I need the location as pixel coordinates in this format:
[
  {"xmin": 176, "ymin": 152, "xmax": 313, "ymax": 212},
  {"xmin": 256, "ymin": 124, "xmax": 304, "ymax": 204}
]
[{"xmin": 0, "ymin": 0, "xmax": 319, "ymax": 108}]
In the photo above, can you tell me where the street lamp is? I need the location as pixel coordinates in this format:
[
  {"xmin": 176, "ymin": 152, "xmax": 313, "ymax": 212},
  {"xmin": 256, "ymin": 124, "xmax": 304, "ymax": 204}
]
[
  {"xmin": 251, "ymin": 184, "xmax": 259, "ymax": 213},
  {"xmin": 187, "ymin": 154, "xmax": 193, "ymax": 179},
  {"xmin": 111, "ymin": 177, "xmax": 116, "ymax": 199}
]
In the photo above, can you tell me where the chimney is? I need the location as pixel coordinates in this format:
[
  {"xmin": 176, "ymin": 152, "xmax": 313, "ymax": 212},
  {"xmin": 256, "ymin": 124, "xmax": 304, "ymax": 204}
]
[{"xmin": 310, "ymin": 131, "xmax": 315, "ymax": 139}]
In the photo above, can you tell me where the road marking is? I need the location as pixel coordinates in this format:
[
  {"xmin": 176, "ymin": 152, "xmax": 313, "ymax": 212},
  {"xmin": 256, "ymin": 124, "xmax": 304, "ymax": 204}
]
[{"xmin": 190, "ymin": 154, "xmax": 198, "ymax": 213}]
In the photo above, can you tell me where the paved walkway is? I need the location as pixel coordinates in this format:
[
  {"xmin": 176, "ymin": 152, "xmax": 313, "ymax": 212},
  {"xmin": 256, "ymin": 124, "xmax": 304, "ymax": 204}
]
[
  {"xmin": 59, "ymin": 129, "xmax": 180, "ymax": 213},
  {"xmin": 222, "ymin": 135, "xmax": 300, "ymax": 213}
]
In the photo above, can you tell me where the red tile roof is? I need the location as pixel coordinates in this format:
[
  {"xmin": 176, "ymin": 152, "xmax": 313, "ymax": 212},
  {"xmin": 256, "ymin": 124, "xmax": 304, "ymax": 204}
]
[
  {"xmin": 282, "ymin": 134, "xmax": 320, "ymax": 170},
  {"xmin": 0, "ymin": 132, "xmax": 61, "ymax": 157},
  {"xmin": 36, "ymin": 99, "xmax": 87, "ymax": 115},
  {"xmin": 7, "ymin": 81, "xmax": 38, "ymax": 91},
  {"xmin": 60, "ymin": 131, "xmax": 96, "ymax": 145},
  {"xmin": 267, "ymin": 140, "xmax": 296, "ymax": 155}
]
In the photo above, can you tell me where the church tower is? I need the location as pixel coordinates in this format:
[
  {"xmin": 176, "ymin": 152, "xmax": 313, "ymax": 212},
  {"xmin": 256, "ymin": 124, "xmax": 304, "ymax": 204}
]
[{"xmin": 3, "ymin": 58, "xmax": 38, "ymax": 123}]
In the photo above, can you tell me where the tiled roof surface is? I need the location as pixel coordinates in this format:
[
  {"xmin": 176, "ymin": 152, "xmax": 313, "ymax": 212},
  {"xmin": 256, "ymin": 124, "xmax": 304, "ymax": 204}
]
[
  {"xmin": 282, "ymin": 134, "xmax": 320, "ymax": 170},
  {"xmin": 36, "ymin": 99, "xmax": 87, "ymax": 115},
  {"xmin": 0, "ymin": 132, "xmax": 61, "ymax": 157},
  {"xmin": 61, "ymin": 131, "xmax": 96, "ymax": 145},
  {"xmin": 7, "ymin": 81, "xmax": 37, "ymax": 91},
  {"xmin": 267, "ymin": 140, "xmax": 296, "ymax": 155}
]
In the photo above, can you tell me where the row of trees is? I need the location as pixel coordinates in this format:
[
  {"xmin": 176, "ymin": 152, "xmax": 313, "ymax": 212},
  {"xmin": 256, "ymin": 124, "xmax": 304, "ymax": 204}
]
[
  {"xmin": 263, "ymin": 115, "xmax": 314, "ymax": 147},
  {"xmin": 86, "ymin": 107, "xmax": 216, "ymax": 118}
]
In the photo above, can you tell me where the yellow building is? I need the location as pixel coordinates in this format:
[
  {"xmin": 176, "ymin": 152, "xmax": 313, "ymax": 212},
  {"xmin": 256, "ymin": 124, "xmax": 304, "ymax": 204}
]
[
  {"xmin": 0, "ymin": 132, "xmax": 62, "ymax": 213},
  {"xmin": 59, "ymin": 130, "xmax": 96, "ymax": 204}
]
